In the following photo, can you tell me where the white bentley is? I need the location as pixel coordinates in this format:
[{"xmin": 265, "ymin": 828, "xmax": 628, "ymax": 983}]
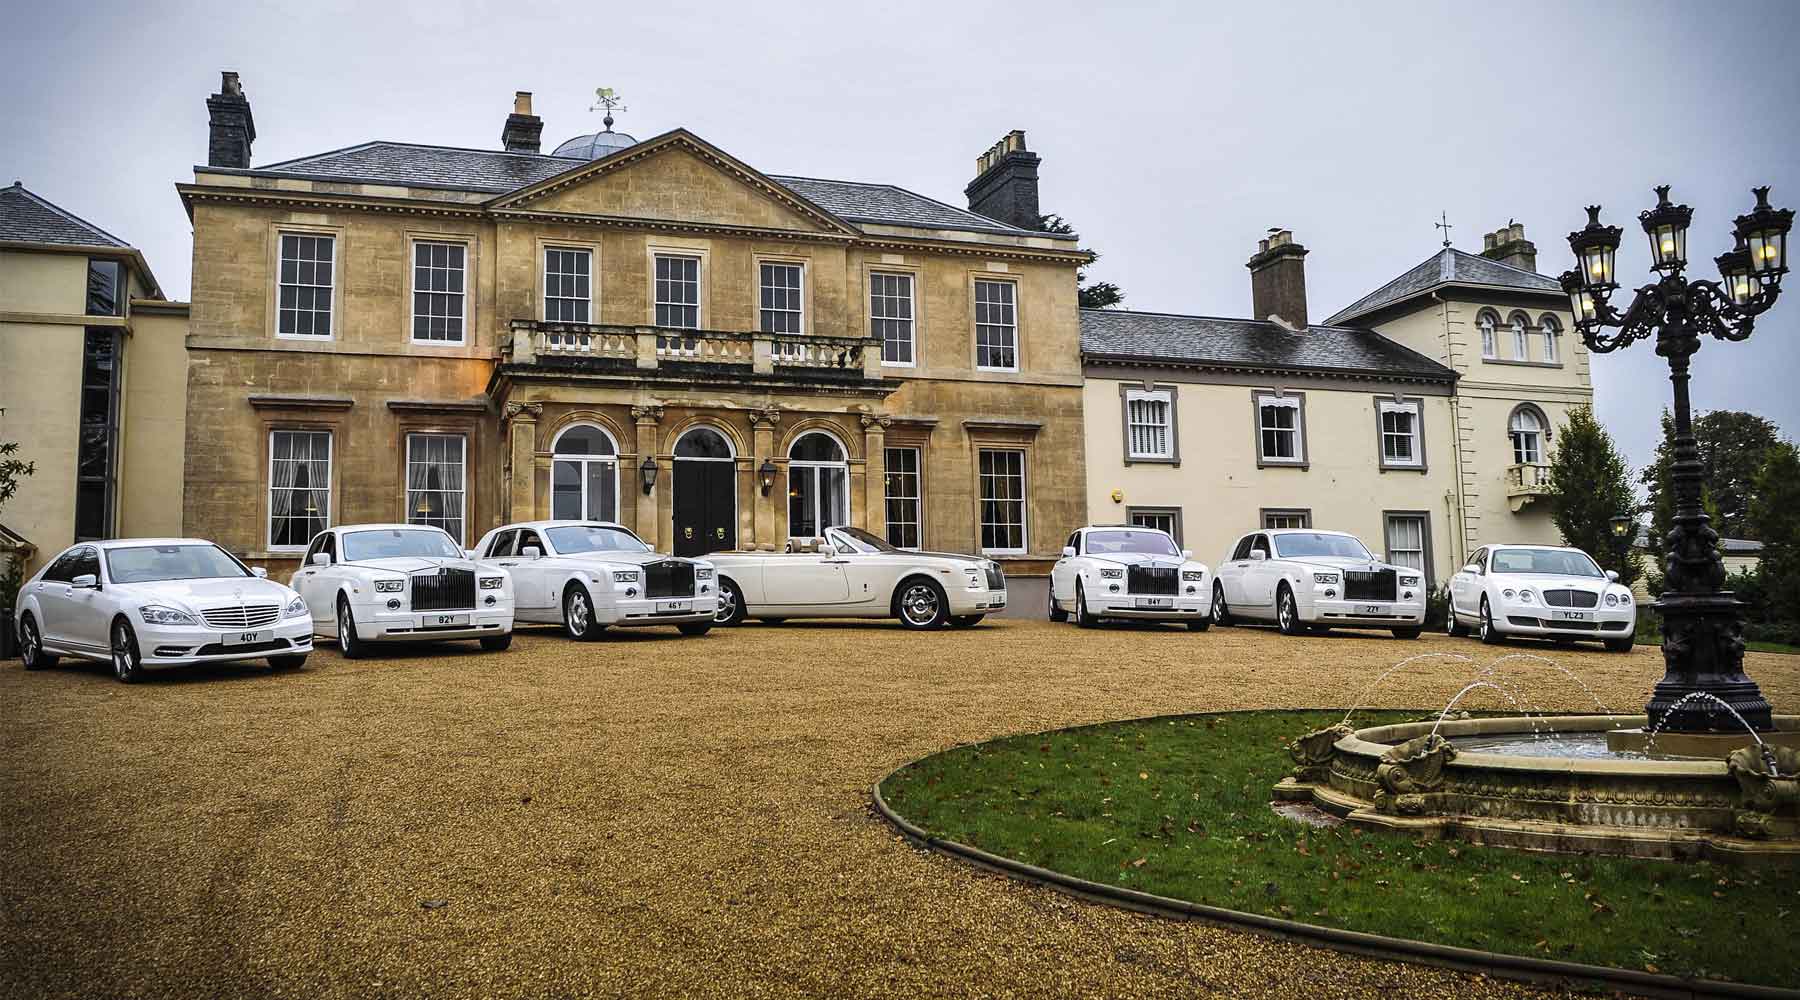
[
  {"xmin": 289, "ymin": 524, "xmax": 515, "ymax": 658},
  {"xmin": 471, "ymin": 520, "xmax": 718, "ymax": 639},
  {"xmin": 1447, "ymin": 543, "xmax": 1636, "ymax": 652},
  {"xmin": 706, "ymin": 526, "xmax": 1007, "ymax": 629},
  {"xmin": 14, "ymin": 538, "xmax": 314, "ymax": 682},
  {"xmin": 1212, "ymin": 528, "xmax": 1427, "ymax": 638},
  {"xmin": 1048, "ymin": 525, "xmax": 1211, "ymax": 629}
]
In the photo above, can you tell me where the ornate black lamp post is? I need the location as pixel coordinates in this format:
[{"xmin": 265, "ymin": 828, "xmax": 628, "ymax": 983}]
[{"xmin": 1560, "ymin": 186, "xmax": 1792, "ymax": 733}]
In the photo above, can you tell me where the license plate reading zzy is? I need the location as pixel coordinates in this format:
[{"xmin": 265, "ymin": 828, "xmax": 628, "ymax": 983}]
[{"xmin": 222, "ymin": 630, "xmax": 272, "ymax": 646}]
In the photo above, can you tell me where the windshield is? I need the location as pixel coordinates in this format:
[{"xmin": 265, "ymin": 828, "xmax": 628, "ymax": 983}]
[
  {"xmin": 1084, "ymin": 529, "xmax": 1180, "ymax": 557},
  {"xmin": 342, "ymin": 528, "xmax": 462, "ymax": 561},
  {"xmin": 106, "ymin": 544, "xmax": 253, "ymax": 583},
  {"xmin": 1490, "ymin": 547, "xmax": 1604, "ymax": 578},
  {"xmin": 1273, "ymin": 532, "xmax": 1374, "ymax": 560},
  {"xmin": 545, "ymin": 524, "xmax": 651, "ymax": 555},
  {"xmin": 829, "ymin": 526, "xmax": 897, "ymax": 554}
]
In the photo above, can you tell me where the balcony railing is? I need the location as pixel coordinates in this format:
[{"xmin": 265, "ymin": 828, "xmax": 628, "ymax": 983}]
[
  {"xmin": 1505, "ymin": 462, "xmax": 1552, "ymax": 511},
  {"xmin": 506, "ymin": 321, "xmax": 881, "ymax": 379}
]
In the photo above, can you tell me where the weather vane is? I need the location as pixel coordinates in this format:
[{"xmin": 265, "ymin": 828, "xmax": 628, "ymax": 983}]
[
  {"xmin": 1435, "ymin": 210, "xmax": 1454, "ymax": 248},
  {"xmin": 590, "ymin": 87, "xmax": 626, "ymax": 133}
]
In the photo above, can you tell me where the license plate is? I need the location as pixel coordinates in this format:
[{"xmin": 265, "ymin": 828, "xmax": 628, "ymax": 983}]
[
  {"xmin": 658, "ymin": 600, "xmax": 691, "ymax": 613},
  {"xmin": 426, "ymin": 614, "xmax": 469, "ymax": 627},
  {"xmin": 1360, "ymin": 605, "xmax": 1384, "ymax": 614},
  {"xmin": 1135, "ymin": 597, "xmax": 1173, "ymax": 609},
  {"xmin": 1555, "ymin": 611, "xmax": 1590, "ymax": 621},
  {"xmin": 221, "ymin": 629, "xmax": 272, "ymax": 646}
]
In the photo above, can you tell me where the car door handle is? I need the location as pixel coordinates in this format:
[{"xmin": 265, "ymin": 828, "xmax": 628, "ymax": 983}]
[{"xmin": 497, "ymin": 561, "xmax": 517, "ymax": 567}]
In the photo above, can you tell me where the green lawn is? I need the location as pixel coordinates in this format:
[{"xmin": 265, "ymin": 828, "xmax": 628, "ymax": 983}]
[
  {"xmin": 880, "ymin": 710, "xmax": 1800, "ymax": 988},
  {"xmin": 1633, "ymin": 621, "xmax": 1800, "ymax": 655}
]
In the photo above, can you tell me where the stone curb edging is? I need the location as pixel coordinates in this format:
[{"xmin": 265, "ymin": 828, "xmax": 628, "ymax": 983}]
[{"xmin": 870, "ymin": 767, "xmax": 1796, "ymax": 1000}]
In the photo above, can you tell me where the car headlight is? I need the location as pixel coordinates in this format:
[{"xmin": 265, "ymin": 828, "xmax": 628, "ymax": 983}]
[
  {"xmin": 1604, "ymin": 592, "xmax": 1619, "ymax": 607},
  {"xmin": 1313, "ymin": 573, "xmax": 1339, "ymax": 585},
  {"xmin": 283, "ymin": 596, "xmax": 309, "ymax": 619},
  {"xmin": 1518, "ymin": 589, "xmax": 1536, "ymax": 604},
  {"xmin": 1182, "ymin": 570, "xmax": 1205, "ymax": 582},
  {"xmin": 1098, "ymin": 567, "xmax": 1124, "ymax": 580},
  {"xmin": 695, "ymin": 567, "xmax": 714, "ymax": 580},
  {"xmin": 1502, "ymin": 589, "xmax": 1516, "ymax": 599},
  {"xmin": 1399, "ymin": 575, "xmax": 1421, "ymax": 588},
  {"xmin": 613, "ymin": 570, "xmax": 639, "ymax": 584},
  {"xmin": 373, "ymin": 579, "xmax": 405, "ymax": 593},
  {"xmin": 479, "ymin": 576, "xmax": 505, "ymax": 590},
  {"xmin": 139, "ymin": 605, "xmax": 197, "ymax": 626},
  {"xmin": 1619, "ymin": 592, "xmax": 1633, "ymax": 605}
]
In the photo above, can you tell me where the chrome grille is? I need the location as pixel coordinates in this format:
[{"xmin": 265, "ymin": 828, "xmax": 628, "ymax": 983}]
[
  {"xmin": 200, "ymin": 605, "xmax": 282, "ymax": 629},
  {"xmin": 1344, "ymin": 569, "xmax": 1397, "ymax": 602},
  {"xmin": 645, "ymin": 561, "xmax": 696, "ymax": 599},
  {"xmin": 1543, "ymin": 589, "xmax": 1599, "ymax": 608},
  {"xmin": 411, "ymin": 568, "xmax": 475, "ymax": 611},
  {"xmin": 1128, "ymin": 565, "xmax": 1179, "ymax": 596}
]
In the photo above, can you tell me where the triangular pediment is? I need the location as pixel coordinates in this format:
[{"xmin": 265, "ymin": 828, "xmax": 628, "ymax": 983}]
[{"xmin": 490, "ymin": 130, "xmax": 858, "ymax": 236}]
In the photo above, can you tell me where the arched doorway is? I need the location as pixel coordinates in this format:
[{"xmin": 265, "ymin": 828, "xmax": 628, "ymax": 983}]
[
  {"xmin": 673, "ymin": 427, "xmax": 737, "ymax": 557},
  {"xmin": 550, "ymin": 424, "xmax": 619, "ymax": 522},
  {"xmin": 787, "ymin": 431, "xmax": 849, "ymax": 540}
]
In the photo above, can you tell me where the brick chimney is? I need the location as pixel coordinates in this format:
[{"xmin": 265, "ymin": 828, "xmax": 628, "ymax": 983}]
[
  {"xmin": 1480, "ymin": 222, "xmax": 1538, "ymax": 273},
  {"xmin": 501, "ymin": 91, "xmax": 543, "ymax": 154},
  {"xmin": 965, "ymin": 130, "xmax": 1041, "ymax": 231},
  {"xmin": 1247, "ymin": 229, "xmax": 1309, "ymax": 329},
  {"xmin": 205, "ymin": 71, "xmax": 256, "ymax": 169}
]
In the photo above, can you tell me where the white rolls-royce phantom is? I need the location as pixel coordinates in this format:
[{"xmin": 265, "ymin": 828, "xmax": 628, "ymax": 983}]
[
  {"xmin": 1048, "ymin": 525, "xmax": 1211, "ymax": 629},
  {"xmin": 470, "ymin": 520, "xmax": 718, "ymax": 639},
  {"xmin": 706, "ymin": 526, "xmax": 1007, "ymax": 629},
  {"xmin": 1447, "ymin": 543, "xmax": 1636, "ymax": 651},
  {"xmin": 1212, "ymin": 528, "xmax": 1427, "ymax": 638},
  {"xmin": 289, "ymin": 524, "xmax": 515, "ymax": 658},
  {"xmin": 15, "ymin": 538, "xmax": 314, "ymax": 682}
]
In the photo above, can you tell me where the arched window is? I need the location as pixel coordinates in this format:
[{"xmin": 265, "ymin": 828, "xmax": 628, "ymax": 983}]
[
  {"xmin": 674, "ymin": 427, "xmax": 734, "ymax": 460},
  {"xmin": 551, "ymin": 424, "xmax": 618, "ymax": 522},
  {"xmin": 1538, "ymin": 314, "xmax": 1561, "ymax": 363},
  {"xmin": 788, "ymin": 431, "xmax": 848, "ymax": 538},
  {"xmin": 1510, "ymin": 313, "xmax": 1531, "ymax": 361},
  {"xmin": 1477, "ymin": 311, "xmax": 1498, "ymax": 359},
  {"xmin": 1509, "ymin": 406, "xmax": 1545, "ymax": 465}
]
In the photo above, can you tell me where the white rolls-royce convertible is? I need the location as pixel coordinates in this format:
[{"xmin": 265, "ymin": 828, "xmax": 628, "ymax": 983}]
[
  {"xmin": 1447, "ymin": 543, "xmax": 1636, "ymax": 651},
  {"xmin": 1048, "ymin": 525, "xmax": 1211, "ymax": 629},
  {"xmin": 706, "ymin": 526, "xmax": 1007, "ymax": 629},
  {"xmin": 289, "ymin": 524, "xmax": 515, "ymax": 658},
  {"xmin": 15, "ymin": 538, "xmax": 314, "ymax": 682},
  {"xmin": 1212, "ymin": 528, "xmax": 1427, "ymax": 638},
  {"xmin": 471, "ymin": 520, "xmax": 718, "ymax": 639}
]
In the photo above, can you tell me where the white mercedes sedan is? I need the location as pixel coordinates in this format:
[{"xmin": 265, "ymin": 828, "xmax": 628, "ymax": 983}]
[
  {"xmin": 14, "ymin": 539, "xmax": 313, "ymax": 682},
  {"xmin": 470, "ymin": 520, "xmax": 718, "ymax": 639},
  {"xmin": 1048, "ymin": 525, "xmax": 1211, "ymax": 629},
  {"xmin": 289, "ymin": 524, "xmax": 515, "ymax": 658},
  {"xmin": 1212, "ymin": 528, "xmax": 1427, "ymax": 638},
  {"xmin": 706, "ymin": 526, "xmax": 1007, "ymax": 629},
  {"xmin": 1447, "ymin": 543, "xmax": 1636, "ymax": 652}
]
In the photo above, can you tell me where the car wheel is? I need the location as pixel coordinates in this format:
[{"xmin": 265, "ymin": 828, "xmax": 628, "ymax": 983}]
[
  {"xmin": 19, "ymin": 615, "xmax": 55, "ymax": 669},
  {"xmin": 479, "ymin": 633, "xmax": 513, "ymax": 651},
  {"xmin": 1604, "ymin": 637, "xmax": 1635, "ymax": 653},
  {"xmin": 949, "ymin": 614, "xmax": 985, "ymax": 628},
  {"xmin": 713, "ymin": 578, "xmax": 746, "ymax": 627},
  {"xmin": 1047, "ymin": 584, "xmax": 1068, "ymax": 623},
  {"xmin": 1478, "ymin": 597, "xmax": 1505, "ymax": 646},
  {"xmin": 1446, "ymin": 605, "xmax": 1468, "ymax": 637},
  {"xmin": 268, "ymin": 653, "xmax": 308, "ymax": 670},
  {"xmin": 1211, "ymin": 582, "xmax": 1232, "ymax": 627},
  {"xmin": 677, "ymin": 622, "xmax": 713, "ymax": 637},
  {"xmin": 1276, "ymin": 585, "xmax": 1303, "ymax": 636},
  {"xmin": 111, "ymin": 619, "xmax": 143, "ymax": 684},
  {"xmin": 1392, "ymin": 627, "xmax": 1422, "ymax": 640},
  {"xmin": 1074, "ymin": 581, "xmax": 1099, "ymax": 629},
  {"xmin": 336, "ymin": 598, "xmax": 371, "ymax": 659},
  {"xmin": 895, "ymin": 578, "xmax": 949, "ymax": 630},
  {"xmin": 1187, "ymin": 618, "xmax": 1211, "ymax": 632},
  {"xmin": 564, "ymin": 584, "xmax": 602, "ymax": 641}
]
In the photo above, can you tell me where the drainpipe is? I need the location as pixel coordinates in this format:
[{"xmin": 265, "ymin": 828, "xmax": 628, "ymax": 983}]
[{"xmin": 1433, "ymin": 290, "xmax": 1469, "ymax": 570}]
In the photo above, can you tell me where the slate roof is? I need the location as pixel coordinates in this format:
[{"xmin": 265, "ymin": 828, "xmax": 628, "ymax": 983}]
[
  {"xmin": 1325, "ymin": 247, "xmax": 1564, "ymax": 325},
  {"xmin": 0, "ymin": 182, "xmax": 128, "ymax": 247},
  {"xmin": 209, "ymin": 140, "xmax": 1064, "ymax": 239},
  {"xmin": 1080, "ymin": 308, "xmax": 1457, "ymax": 381}
]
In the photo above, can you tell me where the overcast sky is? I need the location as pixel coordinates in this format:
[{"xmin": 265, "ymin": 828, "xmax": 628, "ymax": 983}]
[{"xmin": 5, "ymin": 0, "xmax": 1797, "ymax": 480}]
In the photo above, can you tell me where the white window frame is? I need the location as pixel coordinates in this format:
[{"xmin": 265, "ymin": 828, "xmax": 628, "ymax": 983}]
[
  {"xmin": 1383, "ymin": 511, "xmax": 1431, "ymax": 579},
  {"xmin": 542, "ymin": 246, "xmax": 593, "ymax": 323},
  {"xmin": 1540, "ymin": 315, "xmax": 1561, "ymax": 363},
  {"xmin": 1261, "ymin": 508, "xmax": 1312, "ymax": 530},
  {"xmin": 1126, "ymin": 506, "xmax": 1182, "ymax": 547},
  {"xmin": 654, "ymin": 253, "xmax": 703, "ymax": 330},
  {"xmin": 977, "ymin": 447, "xmax": 1027, "ymax": 555},
  {"xmin": 758, "ymin": 261, "xmax": 805, "ymax": 335},
  {"xmin": 550, "ymin": 423, "xmax": 621, "ymax": 523},
  {"xmin": 883, "ymin": 446, "xmax": 922, "ymax": 550},
  {"xmin": 1377, "ymin": 398, "xmax": 1424, "ymax": 469},
  {"xmin": 267, "ymin": 429, "xmax": 332, "ymax": 551},
  {"xmin": 872, "ymin": 271, "xmax": 917, "ymax": 368},
  {"xmin": 1511, "ymin": 316, "xmax": 1530, "ymax": 361},
  {"xmin": 405, "ymin": 433, "xmax": 468, "ymax": 544},
  {"xmin": 1510, "ymin": 408, "xmax": 1545, "ymax": 464},
  {"xmin": 973, "ymin": 278, "xmax": 1018, "ymax": 373},
  {"xmin": 1125, "ymin": 387, "xmax": 1174, "ymax": 460},
  {"xmin": 787, "ymin": 431, "xmax": 849, "ymax": 540},
  {"xmin": 1478, "ymin": 313, "xmax": 1497, "ymax": 359},
  {"xmin": 276, "ymin": 232, "xmax": 337, "ymax": 341},
  {"xmin": 409, "ymin": 240, "xmax": 469, "ymax": 346},
  {"xmin": 1254, "ymin": 392, "xmax": 1305, "ymax": 466}
]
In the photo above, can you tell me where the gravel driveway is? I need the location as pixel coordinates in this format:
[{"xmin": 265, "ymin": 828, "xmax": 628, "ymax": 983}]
[{"xmin": 4, "ymin": 619, "xmax": 1791, "ymax": 999}]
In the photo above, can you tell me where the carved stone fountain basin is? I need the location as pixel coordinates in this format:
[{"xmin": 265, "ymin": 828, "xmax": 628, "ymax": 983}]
[{"xmin": 1272, "ymin": 715, "xmax": 1800, "ymax": 863}]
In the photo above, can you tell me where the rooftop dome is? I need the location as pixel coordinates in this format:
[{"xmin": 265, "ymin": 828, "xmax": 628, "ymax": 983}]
[{"xmin": 551, "ymin": 129, "xmax": 639, "ymax": 160}]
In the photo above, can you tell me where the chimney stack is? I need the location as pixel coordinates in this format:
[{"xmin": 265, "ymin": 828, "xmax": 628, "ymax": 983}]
[
  {"xmin": 1480, "ymin": 221, "xmax": 1538, "ymax": 273},
  {"xmin": 205, "ymin": 71, "xmax": 256, "ymax": 169},
  {"xmin": 502, "ymin": 91, "xmax": 543, "ymax": 154},
  {"xmin": 965, "ymin": 130, "xmax": 1041, "ymax": 231},
  {"xmin": 1247, "ymin": 229, "xmax": 1309, "ymax": 330}
]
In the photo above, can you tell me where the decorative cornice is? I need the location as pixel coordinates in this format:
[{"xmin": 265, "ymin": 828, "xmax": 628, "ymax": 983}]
[
  {"xmin": 502, "ymin": 401, "xmax": 543, "ymax": 421},
  {"xmin": 387, "ymin": 398, "xmax": 490, "ymax": 414},
  {"xmin": 247, "ymin": 394, "xmax": 354, "ymax": 411}
]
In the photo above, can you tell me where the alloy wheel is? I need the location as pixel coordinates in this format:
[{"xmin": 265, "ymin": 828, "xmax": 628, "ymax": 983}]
[
  {"xmin": 567, "ymin": 589, "xmax": 592, "ymax": 637},
  {"xmin": 1278, "ymin": 590, "xmax": 1297, "ymax": 633},
  {"xmin": 900, "ymin": 583, "xmax": 940, "ymax": 626},
  {"xmin": 338, "ymin": 605, "xmax": 353, "ymax": 654},
  {"xmin": 21, "ymin": 618, "xmax": 40, "ymax": 666},
  {"xmin": 111, "ymin": 622, "xmax": 138, "ymax": 682},
  {"xmin": 712, "ymin": 584, "xmax": 738, "ymax": 625},
  {"xmin": 1211, "ymin": 583, "xmax": 1229, "ymax": 625}
]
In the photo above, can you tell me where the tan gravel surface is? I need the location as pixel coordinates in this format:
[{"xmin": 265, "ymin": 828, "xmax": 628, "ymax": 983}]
[{"xmin": 5, "ymin": 620, "xmax": 1795, "ymax": 999}]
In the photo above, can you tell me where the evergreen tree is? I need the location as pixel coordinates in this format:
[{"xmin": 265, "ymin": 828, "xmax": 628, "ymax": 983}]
[
  {"xmin": 1749, "ymin": 442, "xmax": 1800, "ymax": 643},
  {"xmin": 1547, "ymin": 406, "xmax": 1640, "ymax": 586},
  {"xmin": 1039, "ymin": 213, "xmax": 1124, "ymax": 309},
  {"xmin": 1641, "ymin": 409, "xmax": 1781, "ymax": 561}
]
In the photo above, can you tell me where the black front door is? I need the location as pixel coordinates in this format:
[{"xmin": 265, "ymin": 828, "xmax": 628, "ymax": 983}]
[{"xmin": 672, "ymin": 460, "xmax": 736, "ymax": 557}]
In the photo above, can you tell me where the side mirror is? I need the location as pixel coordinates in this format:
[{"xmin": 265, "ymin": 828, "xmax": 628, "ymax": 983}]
[
  {"xmin": 465, "ymin": 549, "xmax": 479, "ymax": 560},
  {"xmin": 1606, "ymin": 569, "xmax": 1620, "ymax": 582},
  {"xmin": 71, "ymin": 574, "xmax": 99, "ymax": 589},
  {"xmin": 1249, "ymin": 550, "xmax": 1267, "ymax": 562},
  {"xmin": 1060, "ymin": 545, "xmax": 1076, "ymax": 559},
  {"xmin": 1462, "ymin": 563, "xmax": 1481, "ymax": 576},
  {"xmin": 818, "ymin": 545, "xmax": 838, "ymax": 559},
  {"xmin": 522, "ymin": 545, "xmax": 542, "ymax": 560},
  {"xmin": 251, "ymin": 566, "xmax": 268, "ymax": 579},
  {"xmin": 311, "ymin": 552, "xmax": 331, "ymax": 567}
]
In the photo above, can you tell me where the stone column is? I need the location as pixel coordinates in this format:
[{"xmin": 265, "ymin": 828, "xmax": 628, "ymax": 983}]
[
  {"xmin": 503, "ymin": 402, "xmax": 542, "ymax": 522},
  {"xmin": 750, "ymin": 409, "xmax": 781, "ymax": 551},
  {"xmin": 860, "ymin": 414, "xmax": 890, "ymax": 536},
  {"xmin": 631, "ymin": 404, "xmax": 664, "ymax": 547}
]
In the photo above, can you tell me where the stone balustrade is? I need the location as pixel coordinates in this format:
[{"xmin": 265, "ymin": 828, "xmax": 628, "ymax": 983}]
[{"xmin": 506, "ymin": 320, "xmax": 881, "ymax": 378}]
